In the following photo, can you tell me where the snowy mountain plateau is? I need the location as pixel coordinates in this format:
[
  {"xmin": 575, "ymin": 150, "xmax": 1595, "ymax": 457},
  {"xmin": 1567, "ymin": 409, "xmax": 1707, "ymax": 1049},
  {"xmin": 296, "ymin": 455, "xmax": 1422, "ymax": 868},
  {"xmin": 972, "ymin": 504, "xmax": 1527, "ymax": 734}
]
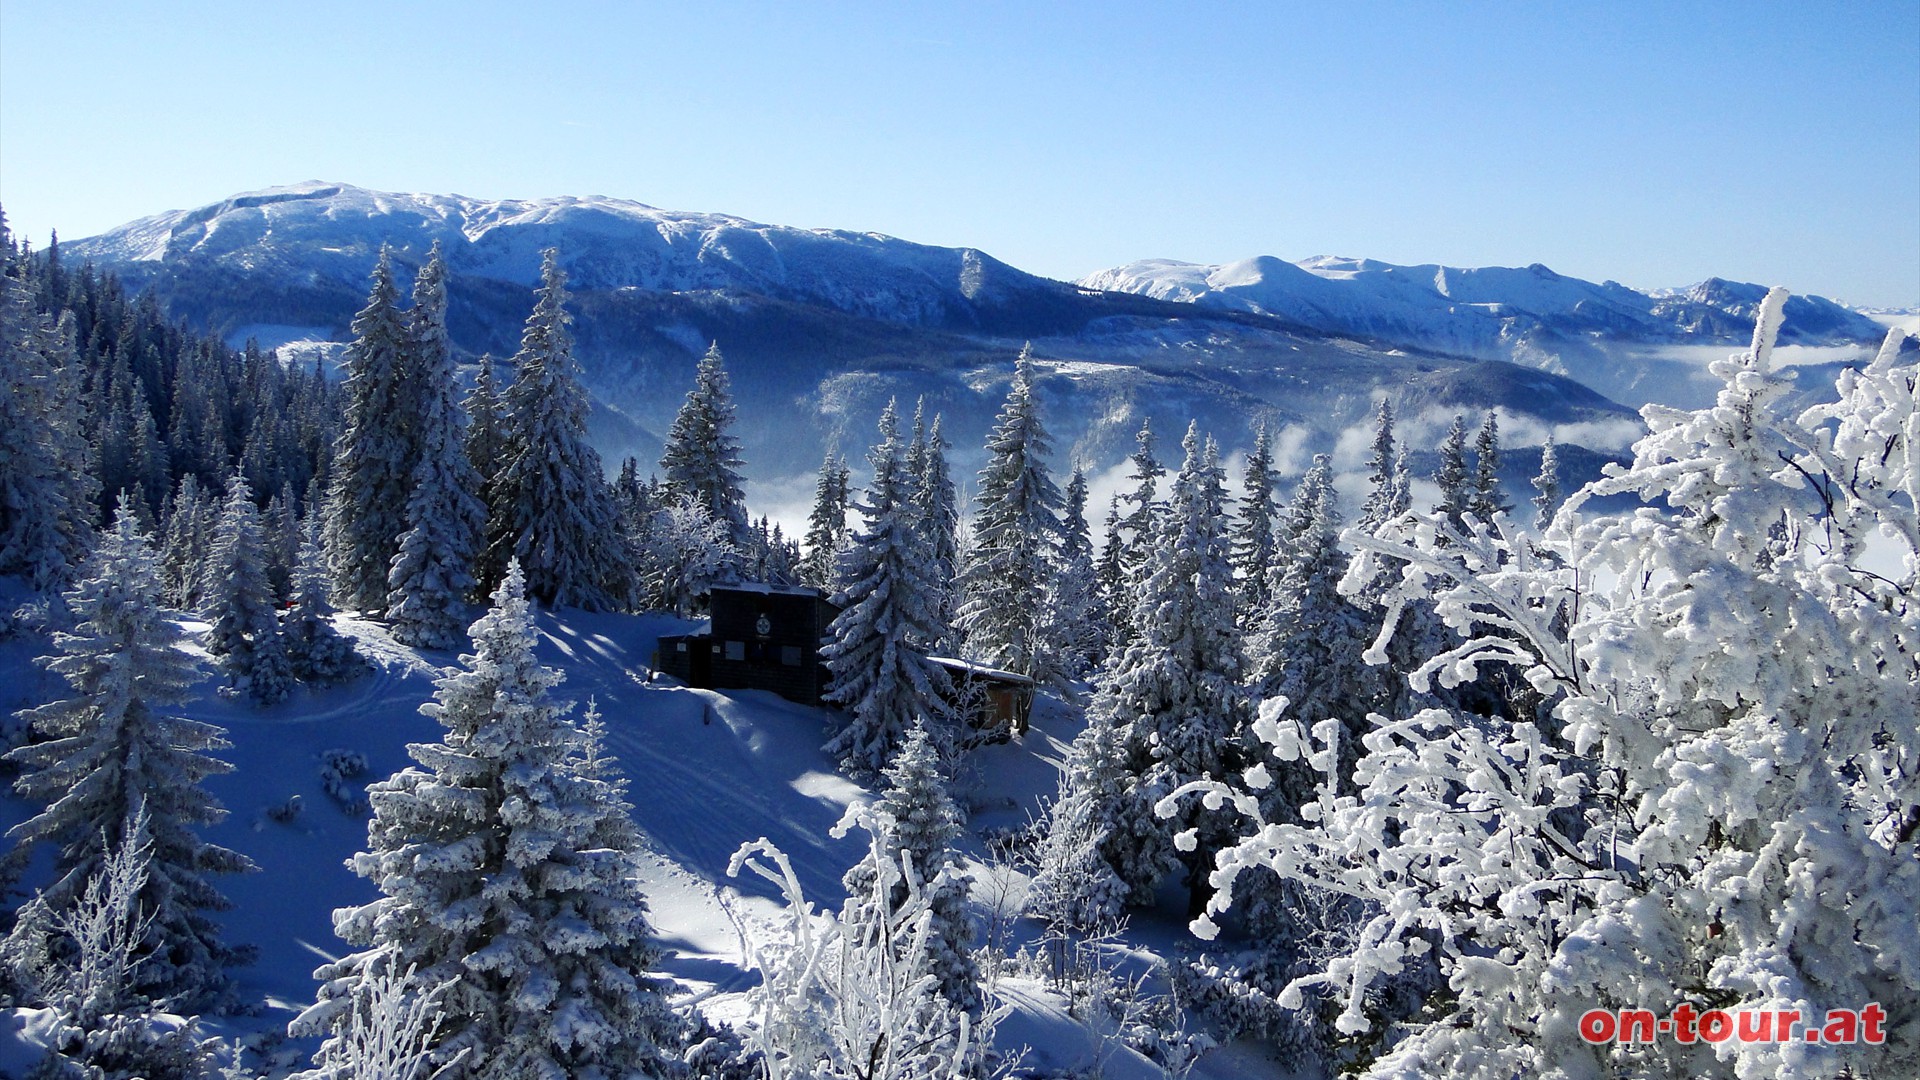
[{"xmin": 59, "ymin": 181, "xmax": 1888, "ymax": 495}]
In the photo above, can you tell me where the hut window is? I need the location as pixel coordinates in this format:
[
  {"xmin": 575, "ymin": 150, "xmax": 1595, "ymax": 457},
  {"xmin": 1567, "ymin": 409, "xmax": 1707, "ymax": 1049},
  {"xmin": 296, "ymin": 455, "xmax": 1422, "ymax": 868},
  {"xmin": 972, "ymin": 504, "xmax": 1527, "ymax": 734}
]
[{"xmin": 724, "ymin": 641, "xmax": 745, "ymax": 662}]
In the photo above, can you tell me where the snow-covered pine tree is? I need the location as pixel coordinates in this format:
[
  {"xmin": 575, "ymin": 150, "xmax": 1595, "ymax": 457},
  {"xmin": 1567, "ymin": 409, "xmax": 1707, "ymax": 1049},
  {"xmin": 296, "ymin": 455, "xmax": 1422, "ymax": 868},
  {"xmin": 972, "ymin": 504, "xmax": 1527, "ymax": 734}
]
[
  {"xmin": 955, "ymin": 345, "xmax": 1064, "ymax": 690},
  {"xmin": 387, "ymin": 244, "xmax": 486, "ymax": 649},
  {"xmin": 800, "ymin": 446, "xmax": 851, "ymax": 592},
  {"xmin": 158, "ymin": 476, "xmax": 216, "ymax": 611},
  {"xmin": 1175, "ymin": 294, "xmax": 1920, "ymax": 1079},
  {"xmin": 6, "ymin": 507, "xmax": 254, "ymax": 1009},
  {"xmin": 1030, "ymin": 713, "xmax": 1132, "ymax": 933},
  {"xmin": 1253, "ymin": 454, "xmax": 1379, "ymax": 800},
  {"xmin": 1098, "ymin": 423, "xmax": 1246, "ymax": 912},
  {"xmin": 464, "ymin": 352, "xmax": 504, "ymax": 522},
  {"xmin": 1530, "ymin": 433, "xmax": 1561, "ymax": 530},
  {"xmin": 1042, "ymin": 466, "xmax": 1106, "ymax": 680},
  {"xmin": 204, "ymin": 472, "xmax": 294, "ymax": 704},
  {"xmin": 298, "ymin": 562, "xmax": 676, "ymax": 1079},
  {"xmin": 659, "ymin": 341, "xmax": 751, "ymax": 551},
  {"xmin": 916, "ymin": 412, "xmax": 961, "ymax": 654},
  {"xmin": 1354, "ymin": 398, "xmax": 1400, "ymax": 533},
  {"xmin": 484, "ymin": 249, "xmax": 633, "ymax": 610},
  {"xmin": 840, "ymin": 723, "xmax": 980, "ymax": 1015},
  {"xmin": 1095, "ymin": 494, "xmax": 1127, "ymax": 652},
  {"xmin": 1230, "ymin": 420, "xmax": 1279, "ymax": 620},
  {"xmin": 283, "ymin": 517, "xmax": 364, "ymax": 685},
  {"xmin": 0, "ymin": 272, "xmax": 95, "ymax": 590},
  {"xmin": 324, "ymin": 246, "xmax": 417, "ymax": 613},
  {"xmin": 823, "ymin": 401, "xmax": 954, "ymax": 774},
  {"xmin": 1433, "ymin": 413, "xmax": 1471, "ymax": 528},
  {"xmin": 1107, "ymin": 417, "xmax": 1164, "ymax": 649},
  {"xmin": 1467, "ymin": 410, "xmax": 1507, "ymax": 522}
]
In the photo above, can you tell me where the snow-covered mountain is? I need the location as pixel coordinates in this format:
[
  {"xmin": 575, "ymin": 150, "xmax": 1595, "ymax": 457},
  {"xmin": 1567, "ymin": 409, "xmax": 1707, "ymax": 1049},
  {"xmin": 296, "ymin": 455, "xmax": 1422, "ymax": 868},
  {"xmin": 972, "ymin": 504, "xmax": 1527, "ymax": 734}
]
[
  {"xmin": 62, "ymin": 183, "xmax": 1656, "ymax": 491},
  {"xmin": 1080, "ymin": 255, "xmax": 1883, "ymax": 358},
  {"xmin": 1079, "ymin": 255, "xmax": 1891, "ymax": 410}
]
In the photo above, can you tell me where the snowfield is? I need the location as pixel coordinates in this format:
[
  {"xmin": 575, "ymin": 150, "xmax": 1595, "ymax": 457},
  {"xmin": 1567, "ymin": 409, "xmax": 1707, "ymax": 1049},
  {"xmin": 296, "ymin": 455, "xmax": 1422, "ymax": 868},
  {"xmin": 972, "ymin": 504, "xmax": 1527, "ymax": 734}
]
[{"xmin": 0, "ymin": 594, "xmax": 1296, "ymax": 1078}]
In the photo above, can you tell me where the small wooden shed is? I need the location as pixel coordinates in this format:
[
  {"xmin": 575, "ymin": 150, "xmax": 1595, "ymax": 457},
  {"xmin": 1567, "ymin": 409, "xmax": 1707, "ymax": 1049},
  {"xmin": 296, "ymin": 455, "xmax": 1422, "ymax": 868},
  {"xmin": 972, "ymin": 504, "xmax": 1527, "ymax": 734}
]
[{"xmin": 929, "ymin": 656, "xmax": 1035, "ymax": 736}]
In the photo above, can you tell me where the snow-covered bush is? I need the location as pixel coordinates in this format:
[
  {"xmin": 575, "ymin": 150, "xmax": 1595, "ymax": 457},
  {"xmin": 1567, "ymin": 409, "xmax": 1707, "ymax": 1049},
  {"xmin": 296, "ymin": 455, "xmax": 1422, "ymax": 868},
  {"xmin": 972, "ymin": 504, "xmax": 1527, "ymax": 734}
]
[
  {"xmin": 725, "ymin": 803, "xmax": 1016, "ymax": 1080},
  {"xmin": 1163, "ymin": 295, "xmax": 1920, "ymax": 1079},
  {"xmin": 315, "ymin": 749, "xmax": 369, "ymax": 816}
]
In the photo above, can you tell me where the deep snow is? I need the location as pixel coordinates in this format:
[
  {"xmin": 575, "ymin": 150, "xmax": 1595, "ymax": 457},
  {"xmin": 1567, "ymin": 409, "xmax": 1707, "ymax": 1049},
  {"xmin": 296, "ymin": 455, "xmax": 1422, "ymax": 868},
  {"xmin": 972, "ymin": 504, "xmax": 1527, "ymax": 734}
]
[{"xmin": 0, "ymin": 591, "xmax": 1301, "ymax": 1078}]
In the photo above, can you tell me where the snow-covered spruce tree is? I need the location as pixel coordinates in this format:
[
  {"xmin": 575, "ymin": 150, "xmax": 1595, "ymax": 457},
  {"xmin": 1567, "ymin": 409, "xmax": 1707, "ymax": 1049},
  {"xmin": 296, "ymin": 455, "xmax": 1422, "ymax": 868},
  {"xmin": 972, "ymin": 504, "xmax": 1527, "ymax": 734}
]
[
  {"xmin": 297, "ymin": 562, "xmax": 676, "ymax": 1079},
  {"xmin": 840, "ymin": 723, "xmax": 980, "ymax": 1015},
  {"xmin": 464, "ymin": 352, "xmax": 504, "ymax": 525},
  {"xmin": 1467, "ymin": 410, "xmax": 1508, "ymax": 523},
  {"xmin": 822, "ymin": 401, "xmax": 954, "ymax": 775},
  {"xmin": 1432, "ymin": 413, "xmax": 1471, "ymax": 529},
  {"xmin": 1099, "ymin": 423, "xmax": 1246, "ymax": 913},
  {"xmin": 659, "ymin": 341, "xmax": 751, "ymax": 551},
  {"xmin": 283, "ymin": 517, "xmax": 364, "ymax": 685},
  {"xmin": 6, "ymin": 508, "xmax": 254, "ymax": 1009},
  {"xmin": 1354, "ymin": 398, "xmax": 1401, "ymax": 534},
  {"xmin": 800, "ymin": 446, "xmax": 851, "ymax": 593},
  {"xmin": 387, "ymin": 245, "xmax": 486, "ymax": 649},
  {"xmin": 325, "ymin": 246, "xmax": 417, "ymax": 613},
  {"xmin": 1041, "ymin": 466, "xmax": 1107, "ymax": 680},
  {"xmin": 0, "ymin": 271, "xmax": 96, "ymax": 590},
  {"xmin": 1531, "ymin": 433, "xmax": 1562, "ymax": 530},
  {"xmin": 204, "ymin": 472, "xmax": 294, "ymax": 705},
  {"xmin": 484, "ymin": 249, "xmax": 633, "ymax": 610},
  {"xmin": 1230, "ymin": 420, "xmax": 1278, "ymax": 621},
  {"xmin": 1030, "ymin": 713, "xmax": 1132, "ymax": 933},
  {"xmin": 1251, "ymin": 453, "xmax": 1380, "ymax": 796},
  {"xmin": 1169, "ymin": 294, "xmax": 1920, "ymax": 1079},
  {"xmin": 913, "ymin": 408, "xmax": 962, "ymax": 654},
  {"xmin": 1106, "ymin": 418, "xmax": 1165, "ymax": 650},
  {"xmin": 158, "ymin": 476, "xmax": 217, "ymax": 611},
  {"xmin": 955, "ymin": 345, "xmax": 1064, "ymax": 690},
  {"xmin": 1095, "ymin": 494, "xmax": 1127, "ymax": 653}
]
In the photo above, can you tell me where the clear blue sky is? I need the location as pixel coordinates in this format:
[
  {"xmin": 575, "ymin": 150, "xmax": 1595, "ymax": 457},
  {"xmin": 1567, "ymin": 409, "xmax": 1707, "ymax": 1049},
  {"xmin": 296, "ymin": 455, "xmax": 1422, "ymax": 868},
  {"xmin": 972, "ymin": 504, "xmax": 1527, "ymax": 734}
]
[{"xmin": 3, "ymin": 1, "xmax": 1916, "ymax": 306}]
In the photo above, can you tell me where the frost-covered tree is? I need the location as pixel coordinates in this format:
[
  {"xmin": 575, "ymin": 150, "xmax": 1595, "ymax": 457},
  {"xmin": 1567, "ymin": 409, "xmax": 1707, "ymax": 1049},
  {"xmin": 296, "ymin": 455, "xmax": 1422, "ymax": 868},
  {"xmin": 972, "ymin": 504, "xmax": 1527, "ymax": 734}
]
[
  {"xmin": 800, "ymin": 447, "xmax": 851, "ymax": 593},
  {"xmin": 1252, "ymin": 454, "xmax": 1379, "ymax": 791},
  {"xmin": 325, "ymin": 246, "xmax": 417, "ymax": 612},
  {"xmin": 1230, "ymin": 421, "xmax": 1278, "ymax": 620},
  {"xmin": 728, "ymin": 814, "xmax": 1005, "ymax": 1080},
  {"xmin": 484, "ymin": 249, "xmax": 632, "ymax": 610},
  {"xmin": 158, "ymin": 476, "xmax": 217, "ymax": 612},
  {"xmin": 1467, "ymin": 410, "xmax": 1508, "ymax": 522},
  {"xmin": 297, "ymin": 563, "xmax": 675, "ymax": 1079},
  {"xmin": 1042, "ymin": 467, "xmax": 1106, "ymax": 680},
  {"xmin": 22, "ymin": 807, "xmax": 220, "ymax": 1080},
  {"xmin": 906, "ymin": 403, "xmax": 962, "ymax": 654},
  {"xmin": 1432, "ymin": 413, "xmax": 1471, "ymax": 528},
  {"xmin": 635, "ymin": 494, "xmax": 736, "ymax": 618},
  {"xmin": 283, "ymin": 517, "xmax": 364, "ymax": 685},
  {"xmin": 659, "ymin": 342, "xmax": 751, "ymax": 550},
  {"xmin": 0, "ymin": 272, "xmax": 95, "ymax": 590},
  {"xmin": 840, "ymin": 724, "xmax": 979, "ymax": 1015},
  {"xmin": 956, "ymin": 345, "xmax": 1063, "ymax": 689},
  {"xmin": 386, "ymin": 245, "xmax": 486, "ymax": 649},
  {"xmin": 823, "ymin": 402, "xmax": 953, "ymax": 775},
  {"xmin": 1030, "ymin": 715, "xmax": 1132, "ymax": 933},
  {"xmin": 204, "ymin": 473, "xmax": 294, "ymax": 704},
  {"xmin": 464, "ymin": 353, "xmax": 504, "ymax": 518},
  {"xmin": 1354, "ymin": 398, "xmax": 1401, "ymax": 533},
  {"xmin": 1098, "ymin": 424, "xmax": 1246, "ymax": 912},
  {"xmin": 1530, "ymin": 433, "xmax": 1561, "ymax": 530},
  {"xmin": 1172, "ymin": 295, "xmax": 1920, "ymax": 1079},
  {"xmin": 6, "ymin": 509, "xmax": 254, "ymax": 1009}
]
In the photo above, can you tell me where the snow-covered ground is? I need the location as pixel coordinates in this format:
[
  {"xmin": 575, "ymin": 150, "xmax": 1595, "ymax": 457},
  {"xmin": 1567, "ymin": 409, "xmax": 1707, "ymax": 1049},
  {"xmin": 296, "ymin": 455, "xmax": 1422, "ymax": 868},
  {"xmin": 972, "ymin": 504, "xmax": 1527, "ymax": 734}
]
[{"xmin": 0, "ymin": 593, "xmax": 1302, "ymax": 1077}]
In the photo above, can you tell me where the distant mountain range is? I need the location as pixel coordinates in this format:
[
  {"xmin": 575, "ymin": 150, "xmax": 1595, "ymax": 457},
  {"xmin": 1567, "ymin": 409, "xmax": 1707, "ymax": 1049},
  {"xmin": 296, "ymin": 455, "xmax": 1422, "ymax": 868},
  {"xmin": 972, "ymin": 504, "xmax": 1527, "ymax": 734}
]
[{"xmin": 58, "ymin": 182, "xmax": 1895, "ymax": 495}]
